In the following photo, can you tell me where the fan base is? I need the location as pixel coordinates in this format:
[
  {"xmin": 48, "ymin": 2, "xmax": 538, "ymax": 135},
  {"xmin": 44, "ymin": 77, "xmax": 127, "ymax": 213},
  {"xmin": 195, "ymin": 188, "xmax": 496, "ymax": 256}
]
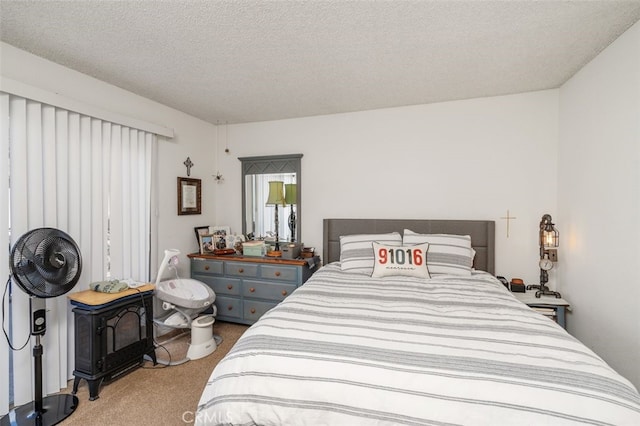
[{"xmin": 0, "ymin": 394, "xmax": 78, "ymax": 426}]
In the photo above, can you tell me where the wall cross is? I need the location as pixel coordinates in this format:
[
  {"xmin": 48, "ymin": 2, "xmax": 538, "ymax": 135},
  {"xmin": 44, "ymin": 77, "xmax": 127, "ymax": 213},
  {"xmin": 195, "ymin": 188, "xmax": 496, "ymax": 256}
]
[
  {"xmin": 500, "ymin": 209, "xmax": 517, "ymax": 238},
  {"xmin": 183, "ymin": 157, "xmax": 194, "ymax": 176}
]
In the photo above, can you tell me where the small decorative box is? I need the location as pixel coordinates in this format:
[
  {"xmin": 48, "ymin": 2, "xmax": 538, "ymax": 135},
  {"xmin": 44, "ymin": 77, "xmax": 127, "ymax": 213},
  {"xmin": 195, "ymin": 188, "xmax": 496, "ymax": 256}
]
[
  {"xmin": 510, "ymin": 278, "xmax": 526, "ymax": 293},
  {"xmin": 301, "ymin": 247, "xmax": 315, "ymax": 258},
  {"xmin": 213, "ymin": 248, "xmax": 235, "ymax": 255},
  {"xmin": 242, "ymin": 241, "xmax": 265, "ymax": 256},
  {"xmin": 281, "ymin": 243, "xmax": 302, "ymax": 259}
]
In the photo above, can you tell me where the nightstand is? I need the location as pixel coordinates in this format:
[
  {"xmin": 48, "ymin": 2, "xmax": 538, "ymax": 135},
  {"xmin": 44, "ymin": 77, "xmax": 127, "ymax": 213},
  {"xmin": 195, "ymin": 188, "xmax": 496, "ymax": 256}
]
[{"xmin": 513, "ymin": 290, "xmax": 570, "ymax": 329}]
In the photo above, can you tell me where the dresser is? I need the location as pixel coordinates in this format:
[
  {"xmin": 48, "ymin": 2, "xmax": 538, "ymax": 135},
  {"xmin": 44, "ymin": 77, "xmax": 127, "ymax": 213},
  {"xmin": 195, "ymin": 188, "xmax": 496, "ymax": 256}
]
[{"xmin": 189, "ymin": 254, "xmax": 320, "ymax": 325}]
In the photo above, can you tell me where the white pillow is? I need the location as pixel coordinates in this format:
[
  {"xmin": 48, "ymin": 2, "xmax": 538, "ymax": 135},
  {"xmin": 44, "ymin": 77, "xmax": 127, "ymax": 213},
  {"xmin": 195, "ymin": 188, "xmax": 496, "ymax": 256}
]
[
  {"xmin": 340, "ymin": 232, "xmax": 402, "ymax": 275},
  {"xmin": 402, "ymin": 230, "xmax": 473, "ymax": 276},
  {"xmin": 372, "ymin": 242, "xmax": 430, "ymax": 279}
]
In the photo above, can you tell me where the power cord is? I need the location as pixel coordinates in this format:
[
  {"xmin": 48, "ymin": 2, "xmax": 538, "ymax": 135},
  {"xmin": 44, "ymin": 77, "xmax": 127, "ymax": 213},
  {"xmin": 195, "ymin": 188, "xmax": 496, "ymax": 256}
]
[
  {"xmin": 153, "ymin": 263, "xmax": 187, "ymax": 367},
  {"xmin": 141, "ymin": 259, "xmax": 206, "ymax": 368},
  {"xmin": 3, "ymin": 277, "xmax": 178, "ymax": 368},
  {"xmin": 126, "ymin": 286, "xmax": 172, "ymax": 369},
  {"xmin": 2, "ymin": 277, "xmax": 30, "ymax": 351},
  {"xmin": 142, "ymin": 337, "xmax": 172, "ymax": 369}
]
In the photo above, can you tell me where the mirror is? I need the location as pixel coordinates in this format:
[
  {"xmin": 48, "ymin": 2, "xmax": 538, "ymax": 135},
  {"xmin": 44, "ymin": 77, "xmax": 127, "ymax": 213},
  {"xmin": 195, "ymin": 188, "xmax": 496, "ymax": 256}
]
[{"xmin": 240, "ymin": 154, "xmax": 302, "ymax": 244}]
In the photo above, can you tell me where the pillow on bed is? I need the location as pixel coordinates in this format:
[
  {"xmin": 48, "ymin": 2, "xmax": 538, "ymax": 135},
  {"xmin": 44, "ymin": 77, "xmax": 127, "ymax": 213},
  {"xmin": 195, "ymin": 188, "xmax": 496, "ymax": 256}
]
[
  {"xmin": 340, "ymin": 232, "xmax": 402, "ymax": 275},
  {"xmin": 403, "ymin": 230, "xmax": 473, "ymax": 276},
  {"xmin": 372, "ymin": 242, "xmax": 430, "ymax": 279}
]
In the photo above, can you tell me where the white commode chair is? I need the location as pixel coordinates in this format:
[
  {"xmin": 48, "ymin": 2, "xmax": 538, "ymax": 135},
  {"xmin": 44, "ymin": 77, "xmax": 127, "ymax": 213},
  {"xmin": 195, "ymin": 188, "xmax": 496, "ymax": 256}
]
[{"xmin": 153, "ymin": 249, "xmax": 219, "ymax": 364}]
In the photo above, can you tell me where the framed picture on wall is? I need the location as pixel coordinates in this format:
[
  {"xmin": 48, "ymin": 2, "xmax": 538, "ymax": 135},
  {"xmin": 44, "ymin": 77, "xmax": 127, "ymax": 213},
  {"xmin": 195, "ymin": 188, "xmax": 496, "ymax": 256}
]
[{"xmin": 178, "ymin": 177, "xmax": 201, "ymax": 215}]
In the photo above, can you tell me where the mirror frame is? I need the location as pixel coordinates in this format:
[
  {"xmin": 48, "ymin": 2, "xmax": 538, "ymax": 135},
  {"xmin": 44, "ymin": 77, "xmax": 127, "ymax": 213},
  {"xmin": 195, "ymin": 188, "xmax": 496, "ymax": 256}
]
[{"xmin": 239, "ymin": 154, "xmax": 303, "ymax": 243}]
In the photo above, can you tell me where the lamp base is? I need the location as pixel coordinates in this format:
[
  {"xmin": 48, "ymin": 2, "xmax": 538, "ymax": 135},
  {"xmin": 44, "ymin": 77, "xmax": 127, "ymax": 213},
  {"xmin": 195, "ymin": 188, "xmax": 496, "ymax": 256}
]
[
  {"xmin": 527, "ymin": 284, "xmax": 562, "ymax": 299},
  {"xmin": 288, "ymin": 207, "xmax": 296, "ymax": 243}
]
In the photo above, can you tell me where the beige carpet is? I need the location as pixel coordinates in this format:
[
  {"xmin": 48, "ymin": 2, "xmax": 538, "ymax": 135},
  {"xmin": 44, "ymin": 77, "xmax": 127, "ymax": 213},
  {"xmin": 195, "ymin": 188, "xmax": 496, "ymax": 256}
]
[{"xmin": 59, "ymin": 321, "xmax": 248, "ymax": 425}]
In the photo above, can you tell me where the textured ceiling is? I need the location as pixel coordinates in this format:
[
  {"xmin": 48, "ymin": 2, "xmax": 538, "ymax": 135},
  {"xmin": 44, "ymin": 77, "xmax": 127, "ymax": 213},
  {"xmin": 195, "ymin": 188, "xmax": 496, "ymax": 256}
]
[{"xmin": 1, "ymin": 1, "xmax": 640, "ymax": 125}]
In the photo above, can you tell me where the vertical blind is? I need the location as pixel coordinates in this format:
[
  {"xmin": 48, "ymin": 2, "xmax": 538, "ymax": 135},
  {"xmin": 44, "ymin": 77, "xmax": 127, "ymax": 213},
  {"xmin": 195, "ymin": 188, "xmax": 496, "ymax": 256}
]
[{"xmin": 0, "ymin": 93, "xmax": 156, "ymax": 414}]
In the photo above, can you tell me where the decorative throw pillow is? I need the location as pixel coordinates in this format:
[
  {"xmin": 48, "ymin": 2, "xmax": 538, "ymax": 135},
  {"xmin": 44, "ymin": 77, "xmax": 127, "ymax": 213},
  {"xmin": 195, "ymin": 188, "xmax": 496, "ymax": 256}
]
[
  {"xmin": 372, "ymin": 242, "xmax": 430, "ymax": 279},
  {"xmin": 340, "ymin": 232, "xmax": 402, "ymax": 275},
  {"xmin": 402, "ymin": 230, "xmax": 473, "ymax": 276}
]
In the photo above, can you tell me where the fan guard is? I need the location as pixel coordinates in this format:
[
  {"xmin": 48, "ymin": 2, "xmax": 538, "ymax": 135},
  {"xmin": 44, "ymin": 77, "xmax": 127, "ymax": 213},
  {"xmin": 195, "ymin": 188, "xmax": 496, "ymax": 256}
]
[{"xmin": 10, "ymin": 227, "xmax": 82, "ymax": 298}]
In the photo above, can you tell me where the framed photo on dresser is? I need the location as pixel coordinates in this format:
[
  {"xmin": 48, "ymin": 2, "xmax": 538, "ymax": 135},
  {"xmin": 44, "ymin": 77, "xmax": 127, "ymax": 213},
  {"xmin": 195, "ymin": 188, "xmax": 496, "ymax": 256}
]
[
  {"xmin": 194, "ymin": 226, "xmax": 211, "ymax": 246},
  {"xmin": 199, "ymin": 234, "xmax": 215, "ymax": 254},
  {"xmin": 212, "ymin": 226, "xmax": 230, "ymax": 249}
]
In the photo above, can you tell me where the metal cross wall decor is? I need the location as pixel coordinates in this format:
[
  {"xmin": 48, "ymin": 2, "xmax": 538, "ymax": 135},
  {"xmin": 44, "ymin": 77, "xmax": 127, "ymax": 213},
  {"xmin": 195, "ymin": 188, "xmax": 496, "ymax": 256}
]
[
  {"xmin": 183, "ymin": 157, "xmax": 194, "ymax": 176},
  {"xmin": 500, "ymin": 209, "xmax": 517, "ymax": 238}
]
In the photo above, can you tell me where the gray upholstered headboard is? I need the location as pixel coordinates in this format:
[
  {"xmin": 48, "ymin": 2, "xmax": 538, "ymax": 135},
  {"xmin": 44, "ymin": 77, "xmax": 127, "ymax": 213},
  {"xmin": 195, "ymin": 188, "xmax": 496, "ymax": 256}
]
[{"xmin": 323, "ymin": 219, "xmax": 495, "ymax": 275}]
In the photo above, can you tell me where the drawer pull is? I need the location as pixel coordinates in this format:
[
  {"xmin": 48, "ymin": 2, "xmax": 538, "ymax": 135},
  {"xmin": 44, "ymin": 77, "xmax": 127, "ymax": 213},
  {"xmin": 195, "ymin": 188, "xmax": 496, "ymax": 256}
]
[
  {"xmin": 204, "ymin": 265, "xmax": 210, "ymax": 271},
  {"xmin": 250, "ymin": 308, "xmax": 256, "ymax": 314},
  {"xmin": 249, "ymin": 287, "xmax": 255, "ymax": 293},
  {"xmin": 227, "ymin": 305, "xmax": 233, "ymax": 311},
  {"xmin": 275, "ymin": 271, "xmax": 281, "ymax": 277},
  {"xmin": 238, "ymin": 268, "xmax": 244, "ymax": 273},
  {"xmin": 281, "ymin": 290, "xmax": 288, "ymax": 296},
  {"xmin": 227, "ymin": 284, "xmax": 233, "ymax": 290}
]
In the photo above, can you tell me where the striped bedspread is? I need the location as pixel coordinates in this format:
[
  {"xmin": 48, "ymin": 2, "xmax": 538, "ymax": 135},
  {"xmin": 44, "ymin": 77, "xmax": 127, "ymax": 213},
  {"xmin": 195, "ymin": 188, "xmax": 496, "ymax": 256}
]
[{"xmin": 196, "ymin": 263, "xmax": 640, "ymax": 425}]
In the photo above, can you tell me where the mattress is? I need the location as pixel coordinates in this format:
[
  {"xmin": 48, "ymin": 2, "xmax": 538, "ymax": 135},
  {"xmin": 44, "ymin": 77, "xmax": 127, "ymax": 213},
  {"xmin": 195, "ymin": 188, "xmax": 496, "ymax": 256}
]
[{"xmin": 196, "ymin": 263, "xmax": 640, "ymax": 425}]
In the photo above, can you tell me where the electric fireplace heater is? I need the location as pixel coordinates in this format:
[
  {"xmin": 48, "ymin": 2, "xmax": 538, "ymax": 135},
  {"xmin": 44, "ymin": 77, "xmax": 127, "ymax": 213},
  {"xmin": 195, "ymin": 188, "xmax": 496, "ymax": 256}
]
[{"xmin": 71, "ymin": 293, "xmax": 156, "ymax": 400}]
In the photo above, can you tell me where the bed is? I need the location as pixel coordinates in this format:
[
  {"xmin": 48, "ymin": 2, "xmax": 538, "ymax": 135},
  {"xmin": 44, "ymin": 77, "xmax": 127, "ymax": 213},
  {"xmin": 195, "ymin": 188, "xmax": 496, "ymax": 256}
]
[{"xmin": 196, "ymin": 219, "xmax": 640, "ymax": 425}]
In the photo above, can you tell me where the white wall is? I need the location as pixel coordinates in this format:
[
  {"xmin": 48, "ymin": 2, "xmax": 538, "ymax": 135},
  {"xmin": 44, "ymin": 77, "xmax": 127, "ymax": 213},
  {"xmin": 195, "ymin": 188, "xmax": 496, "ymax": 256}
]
[
  {"xmin": 215, "ymin": 90, "xmax": 560, "ymax": 285},
  {"xmin": 558, "ymin": 21, "xmax": 640, "ymax": 389},
  {"xmin": 0, "ymin": 43, "xmax": 217, "ymax": 278}
]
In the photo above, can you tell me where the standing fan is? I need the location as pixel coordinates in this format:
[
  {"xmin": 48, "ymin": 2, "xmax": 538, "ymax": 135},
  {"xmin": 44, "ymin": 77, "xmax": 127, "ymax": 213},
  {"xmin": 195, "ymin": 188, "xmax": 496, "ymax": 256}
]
[{"xmin": 1, "ymin": 228, "xmax": 82, "ymax": 426}]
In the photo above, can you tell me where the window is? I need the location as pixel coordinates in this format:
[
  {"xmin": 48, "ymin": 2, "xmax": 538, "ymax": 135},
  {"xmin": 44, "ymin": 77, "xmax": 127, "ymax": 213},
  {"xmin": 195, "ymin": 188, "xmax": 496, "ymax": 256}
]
[{"xmin": 0, "ymin": 93, "xmax": 156, "ymax": 411}]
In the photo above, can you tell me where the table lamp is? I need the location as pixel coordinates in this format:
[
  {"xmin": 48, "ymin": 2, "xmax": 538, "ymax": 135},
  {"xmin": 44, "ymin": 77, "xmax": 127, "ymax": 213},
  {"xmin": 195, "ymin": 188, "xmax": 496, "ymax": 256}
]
[
  {"xmin": 527, "ymin": 213, "xmax": 561, "ymax": 298},
  {"xmin": 266, "ymin": 181, "xmax": 285, "ymax": 254},
  {"xmin": 285, "ymin": 183, "xmax": 297, "ymax": 242}
]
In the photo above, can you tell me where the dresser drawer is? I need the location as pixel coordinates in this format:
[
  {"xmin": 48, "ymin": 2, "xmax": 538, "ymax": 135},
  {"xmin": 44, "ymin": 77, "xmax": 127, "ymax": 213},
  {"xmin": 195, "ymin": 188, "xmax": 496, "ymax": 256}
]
[
  {"xmin": 195, "ymin": 275, "xmax": 241, "ymax": 296},
  {"xmin": 243, "ymin": 280, "xmax": 297, "ymax": 301},
  {"xmin": 215, "ymin": 296, "xmax": 242, "ymax": 319},
  {"xmin": 260, "ymin": 265, "xmax": 299, "ymax": 283},
  {"xmin": 191, "ymin": 259, "xmax": 223, "ymax": 275},
  {"xmin": 225, "ymin": 262, "xmax": 259, "ymax": 278},
  {"xmin": 243, "ymin": 300, "xmax": 277, "ymax": 322}
]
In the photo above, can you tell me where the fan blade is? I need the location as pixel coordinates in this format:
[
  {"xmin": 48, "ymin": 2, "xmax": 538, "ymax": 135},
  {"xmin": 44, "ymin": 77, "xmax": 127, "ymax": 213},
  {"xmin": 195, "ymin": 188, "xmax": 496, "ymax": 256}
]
[
  {"xmin": 10, "ymin": 227, "xmax": 83, "ymax": 298},
  {"xmin": 12, "ymin": 258, "xmax": 37, "ymax": 276},
  {"xmin": 34, "ymin": 236, "xmax": 80, "ymax": 281}
]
